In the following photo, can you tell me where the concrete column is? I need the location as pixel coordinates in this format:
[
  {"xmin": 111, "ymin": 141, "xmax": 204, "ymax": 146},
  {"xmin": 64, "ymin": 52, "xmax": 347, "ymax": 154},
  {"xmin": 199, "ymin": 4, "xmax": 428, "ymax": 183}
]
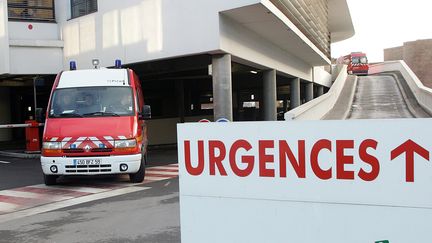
[
  {"xmin": 263, "ymin": 69, "xmax": 277, "ymax": 121},
  {"xmin": 0, "ymin": 87, "xmax": 11, "ymax": 141},
  {"xmin": 212, "ymin": 54, "xmax": 233, "ymax": 121},
  {"xmin": 290, "ymin": 78, "xmax": 301, "ymax": 109},
  {"xmin": 176, "ymin": 80, "xmax": 185, "ymax": 123},
  {"xmin": 305, "ymin": 82, "xmax": 314, "ymax": 102},
  {"xmin": 316, "ymin": 85, "xmax": 324, "ymax": 97},
  {"xmin": 283, "ymin": 95, "xmax": 288, "ymax": 113}
]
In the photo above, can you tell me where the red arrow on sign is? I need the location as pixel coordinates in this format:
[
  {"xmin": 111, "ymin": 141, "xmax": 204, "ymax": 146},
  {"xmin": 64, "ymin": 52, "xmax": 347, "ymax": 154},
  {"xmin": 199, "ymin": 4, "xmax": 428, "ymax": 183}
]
[{"xmin": 390, "ymin": 139, "xmax": 430, "ymax": 182}]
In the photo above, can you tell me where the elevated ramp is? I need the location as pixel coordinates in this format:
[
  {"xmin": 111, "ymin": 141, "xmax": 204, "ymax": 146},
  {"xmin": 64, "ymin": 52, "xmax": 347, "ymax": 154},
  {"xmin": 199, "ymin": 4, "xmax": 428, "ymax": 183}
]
[
  {"xmin": 326, "ymin": 74, "xmax": 430, "ymax": 119},
  {"xmin": 348, "ymin": 75, "xmax": 414, "ymax": 119},
  {"xmin": 286, "ymin": 61, "xmax": 432, "ymax": 120}
]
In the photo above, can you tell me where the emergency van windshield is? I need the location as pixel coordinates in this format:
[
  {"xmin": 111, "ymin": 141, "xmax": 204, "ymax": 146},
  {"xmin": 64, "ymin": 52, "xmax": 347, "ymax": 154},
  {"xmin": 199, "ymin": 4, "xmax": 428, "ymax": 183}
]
[
  {"xmin": 352, "ymin": 56, "xmax": 368, "ymax": 64},
  {"xmin": 49, "ymin": 87, "xmax": 135, "ymax": 118}
]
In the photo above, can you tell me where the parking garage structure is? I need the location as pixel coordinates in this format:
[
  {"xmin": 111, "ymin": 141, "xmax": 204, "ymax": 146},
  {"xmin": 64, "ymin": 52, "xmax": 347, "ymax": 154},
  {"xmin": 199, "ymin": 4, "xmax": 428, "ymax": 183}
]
[{"xmin": 0, "ymin": 0, "xmax": 354, "ymax": 146}]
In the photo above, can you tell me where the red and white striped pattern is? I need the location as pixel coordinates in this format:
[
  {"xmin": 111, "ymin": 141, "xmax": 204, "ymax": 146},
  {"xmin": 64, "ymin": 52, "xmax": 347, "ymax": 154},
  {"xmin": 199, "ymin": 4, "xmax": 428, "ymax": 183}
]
[
  {"xmin": 145, "ymin": 164, "xmax": 179, "ymax": 182},
  {"xmin": 0, "ymin": 163, "xmax": 178, "ymax": 215},
  {"xmin": 49, "ymin": 136, "xmax": 129, "ymax": 149}
]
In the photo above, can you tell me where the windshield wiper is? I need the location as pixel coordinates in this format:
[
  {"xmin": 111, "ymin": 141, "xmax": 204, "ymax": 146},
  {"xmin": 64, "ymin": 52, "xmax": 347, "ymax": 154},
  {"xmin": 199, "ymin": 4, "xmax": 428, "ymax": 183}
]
[
  {"xmin": 52, "ymin": 113, "xmax": 83, "ymax": 118},
  {"xmin": 83, "ymin": 111, "xmax": 120, "ymax": 117}
]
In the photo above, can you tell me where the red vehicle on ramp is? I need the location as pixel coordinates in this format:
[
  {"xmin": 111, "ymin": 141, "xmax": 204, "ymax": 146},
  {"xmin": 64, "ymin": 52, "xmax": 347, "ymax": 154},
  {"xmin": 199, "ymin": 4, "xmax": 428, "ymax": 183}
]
[{"xmin": 337, "ymin": 52, "xmax": 369, "ymax": 75}]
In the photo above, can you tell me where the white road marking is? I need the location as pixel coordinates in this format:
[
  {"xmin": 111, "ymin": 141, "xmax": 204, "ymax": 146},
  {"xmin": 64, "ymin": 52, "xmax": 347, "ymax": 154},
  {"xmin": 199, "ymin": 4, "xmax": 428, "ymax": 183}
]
[
  {"xmin": 150, "ymin": 165, "xmax": 178, "ymax": 170},
  {"xmin": 0, "ymin": 202, "xmax": 18, "ymax": 213},
  {"xmin": 146, "ymin": 171, "xmax": 178, "ymax": 176},
  {"xmin": 145, "ymin": 176, "xmax": 172, "ymax": 181},
  {"xmin": 0, "ymin": 186, "xmax": 150, "ymax": 223},
  {"xmin": 0, "ymin": 190, "xmax": 73, "ymax": 201},
  {"xmin": 29, "ymin": 184, "xmax": 115, "ymax": 194},
  {"xmin": 0, "ymin": 161, "xmax": 11, "ymax": 164}
]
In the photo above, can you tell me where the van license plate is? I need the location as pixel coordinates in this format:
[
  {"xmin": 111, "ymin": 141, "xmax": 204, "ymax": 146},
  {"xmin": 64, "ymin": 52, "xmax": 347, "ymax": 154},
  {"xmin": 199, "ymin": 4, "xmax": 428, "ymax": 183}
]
[{"xmin": 74, "ymin": 159, "xmax": 101, "ymax": 166}]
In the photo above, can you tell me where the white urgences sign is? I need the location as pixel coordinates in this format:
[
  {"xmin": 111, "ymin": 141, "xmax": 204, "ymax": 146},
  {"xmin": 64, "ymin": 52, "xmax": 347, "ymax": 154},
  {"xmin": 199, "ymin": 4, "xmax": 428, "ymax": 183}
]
[{"xmin": 178, "ymin": 119, "xmax": 432, "ymax": 243}]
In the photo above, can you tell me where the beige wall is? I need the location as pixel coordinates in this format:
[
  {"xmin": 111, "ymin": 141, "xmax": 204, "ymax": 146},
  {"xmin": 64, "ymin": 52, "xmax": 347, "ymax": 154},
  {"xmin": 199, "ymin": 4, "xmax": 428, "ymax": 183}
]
[
  {"xmin": 384, "ymin": 46, "xmax": 403, "ymax": 61},
  {"xmin": 384, "ymin": 39, "xmax": 432, "ymax": 88}
]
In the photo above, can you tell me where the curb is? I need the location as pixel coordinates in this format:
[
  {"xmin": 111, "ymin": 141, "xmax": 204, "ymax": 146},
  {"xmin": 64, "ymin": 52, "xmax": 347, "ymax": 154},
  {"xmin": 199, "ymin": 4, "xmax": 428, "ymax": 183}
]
[
  {"xmin": 342, "ymin": 75, "xmax": 358, "ymax": 120},
  {"xmin": 0, "ymin": 151, "xmax": 40, "ymax": 159},
  {"xmin": 321, "ymin": 75, "xmax": 357, "ymax": 120}
]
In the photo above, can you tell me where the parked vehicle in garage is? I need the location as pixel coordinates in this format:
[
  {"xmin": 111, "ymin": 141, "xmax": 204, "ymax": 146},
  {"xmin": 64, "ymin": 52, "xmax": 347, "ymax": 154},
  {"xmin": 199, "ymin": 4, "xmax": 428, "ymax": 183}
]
[{"xmin": 41, "ymin": 60, "xmax": 151, "ymax": 185}]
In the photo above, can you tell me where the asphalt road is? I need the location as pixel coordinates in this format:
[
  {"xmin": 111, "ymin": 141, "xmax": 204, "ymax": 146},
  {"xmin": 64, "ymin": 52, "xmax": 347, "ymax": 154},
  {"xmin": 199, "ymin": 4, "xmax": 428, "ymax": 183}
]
[
  {"xmin": 0, "ymin": 156, "xmax": 44, "ymax": 190},
  {"xmin": 0, "ymin": 148, "xmax": 180, "ymax": 243},
  {"xmin": 0, "ymin": 179, "xmax": 180, "ymax": 243},
  {"xmin": 0, "ymin": 149, "xmax": 178, "ymax": 190}
]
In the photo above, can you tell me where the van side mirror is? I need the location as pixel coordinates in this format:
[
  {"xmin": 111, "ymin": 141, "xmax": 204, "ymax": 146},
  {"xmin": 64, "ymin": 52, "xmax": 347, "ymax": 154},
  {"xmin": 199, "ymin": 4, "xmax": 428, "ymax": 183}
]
[
  {"xmin": 140, "ymin": 105, "xmax": 151, "ymax": 120},
  {"xmin": 35, "ymin": 108, "xmax": 45, "ymax": 122}
]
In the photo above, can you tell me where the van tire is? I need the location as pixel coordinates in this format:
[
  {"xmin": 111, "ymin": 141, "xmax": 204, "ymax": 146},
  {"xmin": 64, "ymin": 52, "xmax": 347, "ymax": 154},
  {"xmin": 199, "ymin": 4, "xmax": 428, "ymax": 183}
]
[
  {"xmin": 44, "ymin": 174, "xmax": 58, "ymax": 186},
  {"xmin": 129, "ymin": 155, "xmax": 146, "ymax": 183}
]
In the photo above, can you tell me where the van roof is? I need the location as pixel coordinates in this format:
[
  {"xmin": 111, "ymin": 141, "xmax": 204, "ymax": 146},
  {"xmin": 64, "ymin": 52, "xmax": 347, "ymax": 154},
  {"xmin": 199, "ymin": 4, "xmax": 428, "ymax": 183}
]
[{"xmin": 57, "ymin": 69, "xmax": 129, "ymax": 88}]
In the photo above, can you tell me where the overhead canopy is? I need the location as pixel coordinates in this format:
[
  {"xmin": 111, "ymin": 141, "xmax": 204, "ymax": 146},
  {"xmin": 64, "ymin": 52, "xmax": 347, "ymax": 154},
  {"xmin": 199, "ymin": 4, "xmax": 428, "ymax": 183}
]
[
  {"xmin": 328, "ymin": 0, "xmax": 355, "ymax": 43},
  {"xmin": 221, "ymin": 3, "xmax": 331, "ymax": 66}
]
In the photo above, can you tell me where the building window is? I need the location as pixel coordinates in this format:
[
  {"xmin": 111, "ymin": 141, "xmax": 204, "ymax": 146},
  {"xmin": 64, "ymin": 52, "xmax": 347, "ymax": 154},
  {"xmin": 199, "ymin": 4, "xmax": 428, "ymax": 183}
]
[
  {"xmin": 7, "ymin": 0, "xmax": 55, "ymax": 22},
  {"xmin": 71, "ymin": 0, "xmax": 97, "ymax": 19}
]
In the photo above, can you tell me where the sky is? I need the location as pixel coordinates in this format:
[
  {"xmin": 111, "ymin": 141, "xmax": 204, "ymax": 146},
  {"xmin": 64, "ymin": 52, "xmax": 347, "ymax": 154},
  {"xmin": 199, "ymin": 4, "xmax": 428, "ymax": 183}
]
[{"xmin": 331, "ymin": 0, "xmax": 432, "ymax": 62}]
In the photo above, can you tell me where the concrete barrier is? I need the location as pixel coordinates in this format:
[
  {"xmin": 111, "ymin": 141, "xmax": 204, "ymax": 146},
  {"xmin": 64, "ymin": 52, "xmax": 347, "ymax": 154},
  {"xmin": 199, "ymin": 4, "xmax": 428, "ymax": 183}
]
[
  {"xmin": 313, "ymin": 66, "xmax": 332, "ymax": 87},
  {"xmin": 284, "ymin": 65, "xmax": 348, "ymax": 120},
  {"xmin": 369, "ymin": 60, "xmax": 432, "ymax": 115}
]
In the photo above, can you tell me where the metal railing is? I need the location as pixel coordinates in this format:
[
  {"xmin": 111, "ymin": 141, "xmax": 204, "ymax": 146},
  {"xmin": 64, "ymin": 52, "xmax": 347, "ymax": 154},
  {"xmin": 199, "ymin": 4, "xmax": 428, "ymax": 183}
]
[{"xmin": 0, "ymin": 123, "xmax": 44, "ymax": 129}]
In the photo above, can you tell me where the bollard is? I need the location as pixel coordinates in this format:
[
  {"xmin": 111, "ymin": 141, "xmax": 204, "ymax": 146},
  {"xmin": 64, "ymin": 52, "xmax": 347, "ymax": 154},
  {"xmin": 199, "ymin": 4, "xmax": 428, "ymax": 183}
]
[{"xmin": 25, "ymin": 120, "xmax": 40, "ymax": 153}]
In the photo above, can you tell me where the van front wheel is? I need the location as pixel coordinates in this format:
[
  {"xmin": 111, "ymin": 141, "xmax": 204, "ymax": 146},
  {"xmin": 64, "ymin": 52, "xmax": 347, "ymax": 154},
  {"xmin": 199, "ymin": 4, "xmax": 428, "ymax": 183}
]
[
  {"xmin": 44, "ymin": 174, "xmax": 58, "ymax": 186},
  {"xmin": 129, "ymin": 155, "xmax": 146, "ymax": 183}
]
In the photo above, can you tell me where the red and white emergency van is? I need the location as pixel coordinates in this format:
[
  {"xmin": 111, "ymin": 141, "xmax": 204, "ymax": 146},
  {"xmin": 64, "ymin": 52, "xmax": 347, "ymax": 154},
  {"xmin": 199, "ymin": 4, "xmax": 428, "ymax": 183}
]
[
  {"xmin": 41, "ymin": 60, "xmax": 151, "ymax": 185},
  {"xmin": 337, "ymin": 52, "xmax": 369, "ymax": 75}
]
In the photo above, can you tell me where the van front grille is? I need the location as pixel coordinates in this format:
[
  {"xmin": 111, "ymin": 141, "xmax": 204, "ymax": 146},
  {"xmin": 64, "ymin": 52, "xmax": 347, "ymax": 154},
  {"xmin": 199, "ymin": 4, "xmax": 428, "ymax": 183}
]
[
  {"xmin": 62, "ymin": 148, "xmax": 113, "ymax": 153},
  {"xmin": 91, "ymin": 148, "xmax": 113, "ymax": 153},
  {"xmin": 65, "ymin": 169, "xmax": 112, "ymax": 173},
  {"xmin": 63, "ymin": 149, "xmax": 84, "ymax": 153},
  {"xmin": 64, "ymin": 164, "xmax": 112, "ymax": 173}
]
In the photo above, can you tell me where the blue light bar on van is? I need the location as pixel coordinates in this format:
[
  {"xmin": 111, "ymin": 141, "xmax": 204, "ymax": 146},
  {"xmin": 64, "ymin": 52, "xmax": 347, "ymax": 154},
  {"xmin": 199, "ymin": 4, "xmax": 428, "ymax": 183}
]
[
  {"xmin": 69, "ymin": 61, "xmax": 77, "ymax": 70},
  {"xmin": 115, "ymin": 59, "xmax": 122, "ymax": 68}
]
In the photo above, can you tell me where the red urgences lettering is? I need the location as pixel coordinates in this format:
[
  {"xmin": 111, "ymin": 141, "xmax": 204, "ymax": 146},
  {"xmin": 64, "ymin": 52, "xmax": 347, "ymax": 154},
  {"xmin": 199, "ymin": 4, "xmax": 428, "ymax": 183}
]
[{"xmin": 183, "ymin": 139, "xmax": 380, "ymax": 182}]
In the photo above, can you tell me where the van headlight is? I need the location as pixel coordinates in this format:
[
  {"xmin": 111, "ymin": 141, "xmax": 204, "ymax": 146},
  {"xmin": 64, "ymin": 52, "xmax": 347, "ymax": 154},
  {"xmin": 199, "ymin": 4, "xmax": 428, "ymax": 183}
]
[
  {"xmin": 42, "ymin": 142, "xmax": 62, "ymax": 150},
  {"xmin": 114, "ymin": 139, "xmax": 137, "ymax": 148}
]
